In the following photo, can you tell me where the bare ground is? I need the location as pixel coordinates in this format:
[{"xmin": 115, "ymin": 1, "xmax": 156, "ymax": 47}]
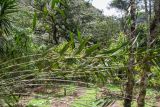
[
  {"xmin": 108, "ymin": 101, "xmax": 121, "ymax": 107},
  {"xmin": 52, "ymin": 87, "xmax": 86, "ymax": 107},
  {"xmin": 156, "ymin": 98, "xmax": 160, "ymax": 107}
]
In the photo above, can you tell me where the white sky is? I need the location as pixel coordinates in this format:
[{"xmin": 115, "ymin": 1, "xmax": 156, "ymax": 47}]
[{"xmin": 91, "ymin": 0, "xmax": 122, "ymax": 16}]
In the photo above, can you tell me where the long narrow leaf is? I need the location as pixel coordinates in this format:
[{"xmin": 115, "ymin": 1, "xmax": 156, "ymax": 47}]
[
  {"xmin": 84, "ymin": 44, "xmax": 100, "ymax": 57},
  {"xmin": 32, "ymin": 11, "xmax": 37, "ymax": 30},
  {"xmin": 59, "ymin": 42, "xmax": 71, "ymax": 56},
  {"xmin": 70, "ymin": 32, "xmax": 75, "ymax": 49},
  {"xmin": 102, "ymin": 42, "xmax": 129, "ymax": 55},
  {"xmin": 74, "ymin": 38, "xmax": 89, "ymax": 55},
  {"xmin": 77, "ymin": 30, "xmax": 82, "ymax": 43}
]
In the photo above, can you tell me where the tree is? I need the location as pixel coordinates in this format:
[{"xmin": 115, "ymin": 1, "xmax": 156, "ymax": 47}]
[
  {"xmin": 137, "ymin": 1, "xmax": 149, "ymax": 107},
  {"xmin": 124, "ymin": 0, "xmax": 136, "ymax": 107},
  {"xmin": 110, "ymin": 0, "xmax": 130, "ymax": 11},
  {"xmin": 137, "ymin": 0, "xmax": 160, "ymax": 107}
]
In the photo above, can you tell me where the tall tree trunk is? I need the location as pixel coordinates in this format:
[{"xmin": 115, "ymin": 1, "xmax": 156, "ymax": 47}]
[
  {"xmin": 149, "ymin": 0, "xmax": 152, "ymax": 21},
  {"xmin": 138, "ymin": 0, "xmax": 160, "ymax": 107},
  {"xmin": 137, "ymin": 59, "xmax": 150, "ymax": 107},
  {"xmin": 124, "ymin": 0, "xmax": 136, "ymax": 107},
  {"xmin": 50, "ymin": 15, "xmax": 59, "ymax": 45},
  {"xmin": 150, "ymin": 0, "xmax": 160, "ymax": 42},
  {"xmin": 137, "ymin": 0, "xmax": 149, "ymax": 107}
]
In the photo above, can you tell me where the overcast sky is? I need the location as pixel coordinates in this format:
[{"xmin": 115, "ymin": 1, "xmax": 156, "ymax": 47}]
[{"xmin": 91, "ymin": 0, "xmax": 122, "ymax": 16}]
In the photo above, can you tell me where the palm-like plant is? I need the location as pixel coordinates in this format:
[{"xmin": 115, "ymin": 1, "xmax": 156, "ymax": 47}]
[
  {"xmin": 0, "ymin": 0, "xmax": 17, "ymax": 59},
  {"xmin": 0, "ymin": 0, "xmax": 17, "ymax": 36}
]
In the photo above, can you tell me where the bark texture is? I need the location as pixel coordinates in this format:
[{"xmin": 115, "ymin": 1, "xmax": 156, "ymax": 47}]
[
  {"xmin": 137, "ymin": 1, "xmax": 149, "ymax": 107},
  {"xmin": 137, "ymin": 60, "xmax": 150, "ymax": 107},
  {"xmin": 124, "ymin": 0, "xmax": 136, "ymax": 107},
  {"xmin": 150, "ymin": 0, "xmax": 160, "ymax": 46},
  {"xmin": 137, "ymin": 0, "xmax": 160, "ymax": 107}
]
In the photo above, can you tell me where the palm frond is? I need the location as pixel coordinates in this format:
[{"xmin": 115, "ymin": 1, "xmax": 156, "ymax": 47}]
[{"xmin": 0, "ymin": 0, "xmax": 17, "ymax": 36}]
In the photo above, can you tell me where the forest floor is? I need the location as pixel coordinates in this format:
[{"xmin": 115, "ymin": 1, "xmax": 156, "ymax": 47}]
[
  {"xmin": 156, "ymin": 97, "xmax": 160, "ymax": 107},
  {"xmin": 52, "ymin": 87, "xmax": 86, "ymax": 107},
  {"xmin": 17, "ymin": 84, "xmax": 159, "ymax": 107}
]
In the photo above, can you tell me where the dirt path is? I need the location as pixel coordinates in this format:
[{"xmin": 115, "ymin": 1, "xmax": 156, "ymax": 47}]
[{"xmin": 52, "ymin": 87, "xmax": 86, "ymax": 107}]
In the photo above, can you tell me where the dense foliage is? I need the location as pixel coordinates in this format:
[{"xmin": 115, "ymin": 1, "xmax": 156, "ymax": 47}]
[{"xmin": 0, "ymin": 0, "xmax": 159, "ymax": 107}]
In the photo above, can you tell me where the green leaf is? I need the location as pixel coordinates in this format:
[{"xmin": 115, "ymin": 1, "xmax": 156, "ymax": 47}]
[
  {"xmin": 33, "ymin": 11, "xmax": 37, "ymax": 30},
  {"xmin": 51, "ymin": 0, "xmax": 59, "ymax": 9},
  {"xmin": 127, "ymin": 16, "xmax": 131, "ymax": 24},
  {"xmin": 152, "ymin": 58, "xmax": 160, "ymax": 70},
  {"xmin": 54, "ymin": 7, "xmax": 65, "ymax": 17},
  {"xmin": 74, "ymin": 38, "xmax": 90, "ymax": 55},
  {"xmin": 59, "ymin": 0, "xmax": 65, "ymax": 5},
  {"xmin": 77, "ymin": 30, "xmax": 82, "ymax": 43},
  {"xmin": 59, "ymin": 42, "xmax": 71, "ymax": 56},
  {"xmin": 70, "ymin": 32, "xmax": 75, "ymax": 49},
  {"xmin": 43, "ymin": 5, "xmax": 48, "ymax": 16},
  {"xmin": 102, "ymin": 41, "xmax": 129, "ymax": 55},
  {"xmin": 84, "ymin": 44, "xmax": 100, "ymax": 57},
  {"xmin": 132, "ymin": 33, "xmax": 140, "ymax": 46}
]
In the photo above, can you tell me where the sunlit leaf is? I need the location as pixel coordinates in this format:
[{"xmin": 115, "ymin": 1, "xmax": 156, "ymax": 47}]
[
  {"xmin": 59, "ymin": 42, "xmax": 71, "ymax": 56},
  {"xmin": 55, "ymin": 7, "xmax": 65, "ymax": 17},
  {"xmin": 70, "ymin": 32, "xmax": 75, "ymax": 49},
  {"xmin": 77, "ymin": 30, "xmax": 82, "ymax": 43},
  {"xmin": 51, "ymin": 0, "xmax": 59, "ymax": 9},
  {"xmin": 102, "ymin": 42, "xmax": 129, "ymax": 55},
  {"xmin": 32, "ymin": 11, "xmax": 37, "ymax": 30},
  {"xmin": 74, "ymin": 38, "xmax": 90, "ymax": 55},
  {"xmin": 84, "ymin": 44, "xmax": 100, "ymax": 57}
]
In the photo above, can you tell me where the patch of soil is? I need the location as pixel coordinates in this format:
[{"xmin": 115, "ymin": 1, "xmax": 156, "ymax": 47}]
[
  {"xmin": 109, "ymin": 101, "xmax": 121, "ymax": 107},
  {"xmin": 17, "ymin": 86, "xmax": 61, "ymax": 107},
  {"xmin": 156, "ymin": 96, "xmax": 160, "ymax": 107},
  {"xmin": 52, "ymin": 87, "xmax": 86, "ymax": 107},
  {"xmin": 98, "ymin": 100, "xmax": 122, "ymax": 107},
  {"xmin": 18, "ymin": 96, "xmax": 33, "ymax": 107}
]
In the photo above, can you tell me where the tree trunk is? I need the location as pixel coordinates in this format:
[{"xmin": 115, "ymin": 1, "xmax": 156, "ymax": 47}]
[
  {"xmin": 53, "ymin": 26, "xmax": 59, "ymax": 44},
  {"xmin": 137, "ymin": 59, "xmax": 150, "ymax": 107},
  {"xmin": 137, "ymin": 1, "xmax": 149, "ymax": 107},
  {"xmin": 150, "ymin": 0, "xmax": 160, "ymax": 41},
  {"xmin": 52, "ymin": 24, "xmax": 59, "ymax": 45},
  {"xmin": 137, "ymin": 0, "xmax": 160, "ymax": 107},
  {"xmin": 124, "ymin": 70, "xmax": 135, "ymax": 107},
  {"xmin": 124, "ymin": 0, "xmax": 136, "ymax": 107},
  {"xmin": 149, "ymin": 0, "xmax": 152, "ymax": 21}
]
